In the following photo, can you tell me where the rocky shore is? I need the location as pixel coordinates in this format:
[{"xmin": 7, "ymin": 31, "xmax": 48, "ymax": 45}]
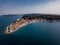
[{"xmin": 5, "ymin": 18, "xmax": 36, "ymax": 34}]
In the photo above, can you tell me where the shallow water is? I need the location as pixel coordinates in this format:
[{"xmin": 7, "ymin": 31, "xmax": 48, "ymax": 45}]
[{"xmin": 0, "ymin": 15, "xmax": 60, "ymax": 45}]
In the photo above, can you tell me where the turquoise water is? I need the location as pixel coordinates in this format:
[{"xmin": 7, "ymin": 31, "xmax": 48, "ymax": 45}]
[{"xmin": 0, "ymin": 15, "xmax": 60, "ymax": 45}]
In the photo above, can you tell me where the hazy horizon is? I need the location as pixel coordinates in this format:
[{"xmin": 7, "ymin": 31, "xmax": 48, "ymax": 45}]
[{"xmin": 0, "ymin": 0, "xmax": 60, "ymax": 15}]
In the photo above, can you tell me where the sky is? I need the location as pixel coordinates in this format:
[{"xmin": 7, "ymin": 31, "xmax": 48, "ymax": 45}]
[{"xmin": 0, "ymin": 0, "xmax": 60, "ymax": 15}]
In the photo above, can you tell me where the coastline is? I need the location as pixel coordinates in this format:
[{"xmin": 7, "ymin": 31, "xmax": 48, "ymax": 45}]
[
  {"xmin": 5, "ymin": 19, "xmax": 36, "ymax": 34},
  {"xmin": 5, "ymin": 22, "xmax": 28, "ymax": 34}
]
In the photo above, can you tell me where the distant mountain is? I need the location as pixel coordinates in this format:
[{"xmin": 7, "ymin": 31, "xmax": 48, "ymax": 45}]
[
  {"xmin": 2, "ymin": 14, "xmax": 18, "ymax": 16},
  {"xmin": 21, "ymin": 14, "xmax": 60, "ymax": 20},
  {"xmin": 2, "ymin": 13, "xmax": 60, "ymax": 20}
]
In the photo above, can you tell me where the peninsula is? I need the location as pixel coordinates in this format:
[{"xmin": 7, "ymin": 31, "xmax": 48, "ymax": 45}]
[{"xmin": 5, "ymin": 14, "xmax": 60, "ymax": 34}]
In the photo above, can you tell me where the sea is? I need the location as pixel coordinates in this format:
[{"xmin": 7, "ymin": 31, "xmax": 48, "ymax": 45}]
[{"xmin": 0, "ymin": 15, "xmax": 60, "ymax": 45}]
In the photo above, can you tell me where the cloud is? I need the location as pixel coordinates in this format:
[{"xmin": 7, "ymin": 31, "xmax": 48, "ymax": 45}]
[{"xmin": 1, "ymin": 0, "xmax": 60, "ymax": 15}]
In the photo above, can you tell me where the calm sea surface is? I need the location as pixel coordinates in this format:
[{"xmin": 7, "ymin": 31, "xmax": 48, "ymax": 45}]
[{"xmin": 0, "ymin": 15, "xmax": 60, "ymax": 45}]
